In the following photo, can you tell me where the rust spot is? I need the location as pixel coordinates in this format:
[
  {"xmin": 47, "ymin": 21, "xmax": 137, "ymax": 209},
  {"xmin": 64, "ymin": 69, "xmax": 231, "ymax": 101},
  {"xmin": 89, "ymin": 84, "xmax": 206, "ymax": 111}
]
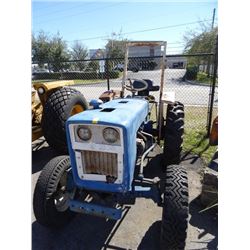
[
  {"xmin": 127, "ymin": 41, "xmax": 164, "ymax": 47},
  {"xmin": 82, "ymin": 151, "xmax": 118, "ymax": 177}
]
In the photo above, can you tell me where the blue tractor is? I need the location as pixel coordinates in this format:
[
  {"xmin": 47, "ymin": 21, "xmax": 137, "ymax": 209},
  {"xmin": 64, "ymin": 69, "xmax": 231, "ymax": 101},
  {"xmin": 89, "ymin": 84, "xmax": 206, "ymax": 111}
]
[{"xmin": 33, "ymin": 42, "xmax": 188, "ymax": 249}]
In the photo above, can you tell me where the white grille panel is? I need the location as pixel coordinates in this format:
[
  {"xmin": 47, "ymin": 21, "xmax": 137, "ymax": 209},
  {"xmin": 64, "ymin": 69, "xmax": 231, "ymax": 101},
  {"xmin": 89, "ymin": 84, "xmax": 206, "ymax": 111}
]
[{"xmin": 81, "ymin": 151, "xmax": 118, "ymax": 177}]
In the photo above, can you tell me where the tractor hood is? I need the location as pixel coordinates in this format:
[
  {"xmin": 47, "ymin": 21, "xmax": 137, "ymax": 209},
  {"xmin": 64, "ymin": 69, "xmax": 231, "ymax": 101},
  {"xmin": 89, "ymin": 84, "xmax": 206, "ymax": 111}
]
[
  {"xmin": 67, "ymin": 98, "xmax": 149, "ymax": 128},
  {"xmin": 66, "ymin": 98, "xmax": 149, "ymax": 193}
]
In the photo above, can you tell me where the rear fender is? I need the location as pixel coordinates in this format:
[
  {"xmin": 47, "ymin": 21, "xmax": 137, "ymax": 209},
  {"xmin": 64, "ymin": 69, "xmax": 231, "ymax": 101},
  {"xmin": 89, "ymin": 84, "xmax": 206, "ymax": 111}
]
[{"xmin": 33, "ymin": 80, "xmax": 75, "ymax": 106}]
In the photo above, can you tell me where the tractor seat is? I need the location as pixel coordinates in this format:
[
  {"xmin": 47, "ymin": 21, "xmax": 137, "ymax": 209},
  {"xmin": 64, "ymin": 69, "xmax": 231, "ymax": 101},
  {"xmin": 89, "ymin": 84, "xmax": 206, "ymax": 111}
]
[
  {"xmin": 134, "ymin": 79, "xmax": 159, "ymax": 96},
  {"xmin": 143, "ymin": 79, "xmax": 160, "ymax": 92}
]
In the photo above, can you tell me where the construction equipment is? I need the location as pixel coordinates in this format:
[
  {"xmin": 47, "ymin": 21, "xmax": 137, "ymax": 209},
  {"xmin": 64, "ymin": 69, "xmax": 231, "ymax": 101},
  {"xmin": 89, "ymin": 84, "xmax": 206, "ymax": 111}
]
[{"xmin": 32, "ymin": 80, "xmax": 88, "ymax": 152}]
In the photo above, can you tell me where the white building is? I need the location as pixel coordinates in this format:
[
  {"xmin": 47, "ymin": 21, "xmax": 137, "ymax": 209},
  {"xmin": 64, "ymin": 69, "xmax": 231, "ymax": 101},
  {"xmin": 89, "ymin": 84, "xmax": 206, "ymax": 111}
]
[
  {"xmin": 166, "ymin": 57, "xmax": 187, "ymax": 69},
  {"xmin": 128, "ymin": 45, "xmax": 162, "ymax": 57},
  {"xmin": 89, "ymin": 49, "xmax": 106, "ymax": 59}
]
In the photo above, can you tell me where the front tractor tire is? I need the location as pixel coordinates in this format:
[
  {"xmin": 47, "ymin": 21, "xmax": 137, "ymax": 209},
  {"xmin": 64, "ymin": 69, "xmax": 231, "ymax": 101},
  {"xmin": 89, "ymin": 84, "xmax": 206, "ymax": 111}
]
[
  {"xmin": 163, "ymin": 102, "xmax": 184, "ymax": 166},
  {"xmin": 42, "ymin": 87, "xmax": 88, "ymax": 153},
  {"xmin": 161, "ymin": 164, "xmax": 189, "ymax": 250},
  {"xmin": 33, "ymin": 156, "xmax": 75, "ymax": 228}
]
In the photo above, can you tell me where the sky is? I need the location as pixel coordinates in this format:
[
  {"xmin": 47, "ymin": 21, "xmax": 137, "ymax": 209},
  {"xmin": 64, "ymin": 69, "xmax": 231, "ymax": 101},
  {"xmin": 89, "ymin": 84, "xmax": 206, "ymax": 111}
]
[{"xmin": 32, "ymin": 1, "xmax": 218, "ymax": 54}]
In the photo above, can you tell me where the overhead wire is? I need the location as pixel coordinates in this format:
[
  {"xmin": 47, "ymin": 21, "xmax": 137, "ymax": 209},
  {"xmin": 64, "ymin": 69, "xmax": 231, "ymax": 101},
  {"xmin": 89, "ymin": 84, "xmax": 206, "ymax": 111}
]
[
  {"xmin": 64, "ymin": 19, "xmax": 213, "ymax": 43},
  {"xmin": 34, "ymin": 3, "xmax": 124, "ymax": 25},
  {"xmin": 56, "ymin": 11, "xmax": 183, "ymax": 38},
  {"xmin": 33, "ymin": 2, "xmax": 94, "ymax": 18}
]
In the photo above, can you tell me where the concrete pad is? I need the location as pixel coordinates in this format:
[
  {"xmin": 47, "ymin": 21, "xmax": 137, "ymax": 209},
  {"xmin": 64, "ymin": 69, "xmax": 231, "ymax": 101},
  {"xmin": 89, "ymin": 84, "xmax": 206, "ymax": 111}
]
[{"xmin": 32, "ymin": 143, "xmax": 217, "ymax": 250}]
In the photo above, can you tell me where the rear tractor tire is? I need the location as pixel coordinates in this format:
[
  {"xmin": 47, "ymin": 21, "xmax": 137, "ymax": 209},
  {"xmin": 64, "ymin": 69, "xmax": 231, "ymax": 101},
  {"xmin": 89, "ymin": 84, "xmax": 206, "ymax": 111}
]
[
  {"xmin": 42, "ymin": 87, "xmax": 88, "ymax": 153},
  {"xmin": 160, "ymin": 164, "xmax": 189, "ymax": 250},
  {"xmin": 33, "ymin": 156, "xmax": 75, "ymax": 228},
  {"xmin": 163, "ymin": 102, "xmax": 184, "ymax": 166}
]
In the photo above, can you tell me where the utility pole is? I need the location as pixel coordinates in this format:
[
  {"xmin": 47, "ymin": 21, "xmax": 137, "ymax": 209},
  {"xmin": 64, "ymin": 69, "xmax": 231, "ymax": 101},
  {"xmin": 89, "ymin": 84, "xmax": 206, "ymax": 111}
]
[{"xmin": 211, "ymin": 8, "xmax": 216, "ymax": 30}]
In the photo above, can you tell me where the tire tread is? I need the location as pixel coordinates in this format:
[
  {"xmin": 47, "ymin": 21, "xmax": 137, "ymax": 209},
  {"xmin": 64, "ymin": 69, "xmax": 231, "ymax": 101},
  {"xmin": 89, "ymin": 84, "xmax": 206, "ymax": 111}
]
[
  {"xmin": 163, "ymin": 102, "xmax": 185, "ymax": 166},
  {"xmin": 42, "ymin": 87, "xmax": 88, "ymax": 153},
  {"xmin": 33, "ymin": 155, "xmax": 74, "ymax": 228},
  {"xmin": 161, "ymin": 165, "xmax": 189, "ymax": 250}
]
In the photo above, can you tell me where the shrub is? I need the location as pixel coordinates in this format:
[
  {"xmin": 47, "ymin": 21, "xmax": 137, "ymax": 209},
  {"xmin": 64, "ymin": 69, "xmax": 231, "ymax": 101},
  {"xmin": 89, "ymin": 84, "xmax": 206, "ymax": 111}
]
[
  {"xmin": 32, "ymin": 71, "xmax": 120, "ymax": 80},
  {"xmin": 183, "ymin": 65, "xmax": 198, "ymax": 80},
  {"xmin": 197, "ymin": 72, "xmax": 210, "ymax": 82}
]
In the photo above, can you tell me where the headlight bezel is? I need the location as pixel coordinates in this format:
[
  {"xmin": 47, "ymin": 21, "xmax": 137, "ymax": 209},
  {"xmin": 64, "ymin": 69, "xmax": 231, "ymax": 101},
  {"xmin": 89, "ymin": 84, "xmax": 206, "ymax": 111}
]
[
  {"xmin": 77, "ymin": 126, "xmax": 92, "ymax": 141},
  {"xmin": 103, "ymin": 127, "xmax": 119, "ymax": 143},
  {"xmin": 37, "ymin": 87, "xmax": 45, "ymax": 95}
]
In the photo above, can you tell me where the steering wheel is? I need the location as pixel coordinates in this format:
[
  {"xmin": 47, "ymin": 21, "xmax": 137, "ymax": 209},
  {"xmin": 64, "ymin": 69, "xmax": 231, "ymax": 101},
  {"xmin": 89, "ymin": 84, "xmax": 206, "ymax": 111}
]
[{"xmin": 124, "ymin": 78, "xmax": 149, "ymax": 93}]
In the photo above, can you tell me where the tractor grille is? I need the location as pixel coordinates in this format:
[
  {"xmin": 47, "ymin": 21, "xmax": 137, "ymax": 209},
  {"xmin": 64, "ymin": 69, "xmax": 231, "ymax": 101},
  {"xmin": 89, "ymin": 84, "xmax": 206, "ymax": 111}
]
[{"xmin": 81, "ymin": 151, "xmax": 118, "ymax": 178}]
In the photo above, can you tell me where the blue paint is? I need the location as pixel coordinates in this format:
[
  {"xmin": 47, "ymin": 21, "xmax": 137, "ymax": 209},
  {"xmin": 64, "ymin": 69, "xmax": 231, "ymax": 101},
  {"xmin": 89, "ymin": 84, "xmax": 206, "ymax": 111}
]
[
  {"xmin": 134, "ymin": 186, "xmax": 151, "ymax": 192},
  {"xmin": 69, "ymin": 200, "xmax": 122, "ymax": 220},
  {"xmin": 68, "ymin": 184, "xmax": 161, "ymax": 220},
  {"xmin": 133, "ymin": 185, "xmax": 161, "ymax": 204},
  {"xmin": 89, "ymin": 99, "xmax": 103, "ymax": 109},
  {"xmin": 66, "ymin": 98, "xmax": 149, "ymax": 193}
]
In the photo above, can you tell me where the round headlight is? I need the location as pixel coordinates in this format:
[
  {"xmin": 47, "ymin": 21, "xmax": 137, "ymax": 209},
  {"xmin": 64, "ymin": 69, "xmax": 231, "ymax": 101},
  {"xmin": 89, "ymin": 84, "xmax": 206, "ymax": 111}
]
[
  {"xmin": 77, "ymin": 126, "xmax": 91, "ymax": 141},
  {"xmin": 103, "ymin": 127, "xmax": 119, "ymax": 143},
  {"xmin": 38, "ymin": 87, "xmax": 45, "ymax": 95}
]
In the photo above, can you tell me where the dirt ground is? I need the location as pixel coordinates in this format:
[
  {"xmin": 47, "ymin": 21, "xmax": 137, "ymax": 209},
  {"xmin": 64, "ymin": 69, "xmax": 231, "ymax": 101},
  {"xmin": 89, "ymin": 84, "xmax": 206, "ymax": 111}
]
[{"xmin": 32, "ymin": 139, "xmax": 217, "ymax": 250}]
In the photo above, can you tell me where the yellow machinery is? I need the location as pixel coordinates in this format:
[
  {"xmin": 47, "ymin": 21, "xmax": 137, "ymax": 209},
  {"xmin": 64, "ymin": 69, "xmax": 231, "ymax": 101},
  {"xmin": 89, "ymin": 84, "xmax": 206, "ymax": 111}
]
[
  {"xmin": 209, "ymin": 116, "xmax": 218, "ymax": 146},
  {"xmin": 32, "ymin": 80, "xmax": 88, "ymax": 152}
]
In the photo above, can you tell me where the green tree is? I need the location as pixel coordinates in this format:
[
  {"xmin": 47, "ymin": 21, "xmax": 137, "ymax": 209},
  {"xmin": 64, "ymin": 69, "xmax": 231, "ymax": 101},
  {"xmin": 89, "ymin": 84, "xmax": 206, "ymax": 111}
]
[
  {"xmin": 70, "ymin": 41, "xmax": 88, "ymax": 71},
  {"xmin": 184, "ymin": 24, "xmax": 217, "ymax": 54},
  {"xmin": 106, "ymin": 39, "xmax": 127, "ymax": 58},
  {"xmin": 49, "ymin": 32, "xmax": 70, "ymax": 72},
  {"xmin": 86, "ymin": 61, "xmax": 99, "ymax": 71},
  {"xmin": 183, "ymin": 23, "xmax": 218, "ymax": 74},
  {"xmin": 32, "ymin": 31, "xmax": 51, "ymax": 68},
  {"xmin": 32, "ymin": 31, "xmax": 70, "ymax": 72},
  {"xmin": 105, "ymin": 31, "xmax": 128, "ymax": 58},
  {"xmin": 105, "ymin": 32, "xmax": 128, "ymax": 73}
]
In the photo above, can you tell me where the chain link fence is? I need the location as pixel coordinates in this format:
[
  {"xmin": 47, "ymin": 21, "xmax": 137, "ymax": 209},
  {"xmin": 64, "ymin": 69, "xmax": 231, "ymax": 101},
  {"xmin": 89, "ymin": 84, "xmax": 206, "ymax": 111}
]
[{"xmin": 32, "ymin": 53, "xmax": 218, "ymax": 135}]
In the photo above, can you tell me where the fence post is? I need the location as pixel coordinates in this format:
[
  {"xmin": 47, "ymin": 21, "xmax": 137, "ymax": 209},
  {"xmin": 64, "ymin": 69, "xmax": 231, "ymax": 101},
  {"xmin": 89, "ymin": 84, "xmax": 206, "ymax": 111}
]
[{"xmin": 206, "ymin": 36, "xmax": 218, "ymax": 137}]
